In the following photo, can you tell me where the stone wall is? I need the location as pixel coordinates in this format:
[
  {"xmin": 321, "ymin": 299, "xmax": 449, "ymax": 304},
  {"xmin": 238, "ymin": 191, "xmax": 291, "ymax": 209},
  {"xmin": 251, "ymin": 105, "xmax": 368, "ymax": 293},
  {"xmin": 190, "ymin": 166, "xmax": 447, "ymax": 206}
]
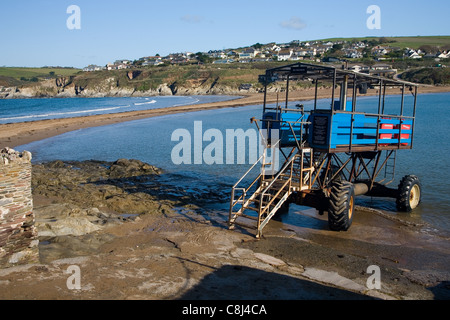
[{"xmin": 0, "ymin": 147, "xmax": 39, "ymax": 267}]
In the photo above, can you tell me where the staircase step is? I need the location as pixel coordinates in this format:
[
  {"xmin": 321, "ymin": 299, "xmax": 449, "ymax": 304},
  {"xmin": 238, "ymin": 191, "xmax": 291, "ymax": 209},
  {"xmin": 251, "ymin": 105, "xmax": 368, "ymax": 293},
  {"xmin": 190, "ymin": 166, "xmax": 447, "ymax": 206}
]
[
  {"xmin": 240, "ymin": 213, "xmax": 259, "ymax": 221},
  {"xmin": 245, "ymin": 206, "xmax": 260, "ymax": 212}
]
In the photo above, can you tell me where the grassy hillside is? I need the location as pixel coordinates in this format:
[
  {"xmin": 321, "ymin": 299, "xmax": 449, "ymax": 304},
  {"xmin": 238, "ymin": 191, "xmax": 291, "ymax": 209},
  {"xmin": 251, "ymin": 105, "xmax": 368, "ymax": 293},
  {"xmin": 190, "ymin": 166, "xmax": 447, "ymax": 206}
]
[
  {"xmin": 0, "ymin": 67, "xmax": 80, "ymax": 79},
  {"xmin": 0, "ymin": 67, "xmax": 81, "ymax": 86},
  {"xmin": 72, "ymin": 61, "xmax": 290, "ymax": 93},
  {"xmin": 317, "ymin": 36, "xmax": 450, "ymax": 49},
  {"xmin": 400, "ymin": 67, "xmax": 450, "ymax": 85}
]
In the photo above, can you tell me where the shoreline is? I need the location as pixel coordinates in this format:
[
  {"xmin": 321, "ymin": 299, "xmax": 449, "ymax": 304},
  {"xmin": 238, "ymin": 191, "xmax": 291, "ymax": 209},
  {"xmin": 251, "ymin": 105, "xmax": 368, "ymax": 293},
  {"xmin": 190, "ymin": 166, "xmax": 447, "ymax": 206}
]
[{"xmin": 1, "ymin": 86, "xmax": 449, "ymax": 149}]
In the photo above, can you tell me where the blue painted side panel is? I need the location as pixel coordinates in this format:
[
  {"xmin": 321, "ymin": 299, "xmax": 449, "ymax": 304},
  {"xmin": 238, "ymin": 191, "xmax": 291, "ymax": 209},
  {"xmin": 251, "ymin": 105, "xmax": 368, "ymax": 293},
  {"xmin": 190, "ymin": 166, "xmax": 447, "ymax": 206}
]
[
  {"xmin": 263, "ymin": 112, "xmax": 305, "ymax": 147},
  {"xmin": 307, "ymin": 112, "xmax": 413, "ymax": 150}
]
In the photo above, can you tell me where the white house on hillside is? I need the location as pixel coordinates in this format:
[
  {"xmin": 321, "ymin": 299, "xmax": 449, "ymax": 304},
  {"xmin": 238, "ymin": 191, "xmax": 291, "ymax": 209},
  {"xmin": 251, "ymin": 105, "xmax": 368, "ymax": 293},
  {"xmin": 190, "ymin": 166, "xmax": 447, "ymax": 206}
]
[{"xmin": 277, "ymin": 49, "xmax": 293, "ymax": 61}]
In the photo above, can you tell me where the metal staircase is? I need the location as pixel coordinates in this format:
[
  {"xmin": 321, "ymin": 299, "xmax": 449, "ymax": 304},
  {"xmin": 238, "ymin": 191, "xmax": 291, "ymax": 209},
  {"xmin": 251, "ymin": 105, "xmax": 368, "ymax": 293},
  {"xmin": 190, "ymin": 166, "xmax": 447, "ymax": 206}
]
[{"xmin": 229, "ymin": 147, "xmax": 314, "ymax": 238}]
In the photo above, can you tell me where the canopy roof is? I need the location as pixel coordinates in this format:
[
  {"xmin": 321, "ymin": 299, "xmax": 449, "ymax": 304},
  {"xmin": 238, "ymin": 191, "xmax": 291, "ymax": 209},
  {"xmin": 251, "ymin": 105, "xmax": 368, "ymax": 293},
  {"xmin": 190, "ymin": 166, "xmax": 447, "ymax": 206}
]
[{"xmin": 259, "ymin": 62, "xmax": 420, "ymax": 88}]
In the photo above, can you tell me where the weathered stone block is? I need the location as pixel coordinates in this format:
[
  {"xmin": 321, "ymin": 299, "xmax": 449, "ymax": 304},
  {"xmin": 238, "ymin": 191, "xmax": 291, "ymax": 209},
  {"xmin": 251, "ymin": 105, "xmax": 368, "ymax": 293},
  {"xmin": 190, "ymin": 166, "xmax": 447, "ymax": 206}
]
[{"xmin": 0, "ymin": 147, "xmax": 38, "ymax": 268}]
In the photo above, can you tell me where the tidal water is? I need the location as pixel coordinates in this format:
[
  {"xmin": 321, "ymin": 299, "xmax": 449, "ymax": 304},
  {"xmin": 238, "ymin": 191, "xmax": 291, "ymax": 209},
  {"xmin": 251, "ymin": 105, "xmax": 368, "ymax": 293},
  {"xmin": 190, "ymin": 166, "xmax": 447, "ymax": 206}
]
[
  {"xmin": 0, "ymin": 95, "xmax": 240, "ymax": 124},
  {"xmin": 13, "ymin": 92, "xmax": 450, "ymax": 234}
]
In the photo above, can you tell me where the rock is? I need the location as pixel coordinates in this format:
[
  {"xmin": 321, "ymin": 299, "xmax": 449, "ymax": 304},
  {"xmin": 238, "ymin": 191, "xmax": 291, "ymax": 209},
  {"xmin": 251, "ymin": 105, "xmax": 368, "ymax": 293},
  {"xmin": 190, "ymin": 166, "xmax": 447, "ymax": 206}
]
[
  {"xmin": 46, "ymin": 160, "xmax": 66, "ymax": 168},
  {"xmin": 158, "ymin": 84, "xmax": 173, "ymax": 96},
  {"xmin": 32, "ymin": 159, "xmax": 169, "ymax": 222},
  {"xmin": 127, "ymin": 71, "xmax": 141, "ymax": 80},
  {"xmin": 1, "ymin": 147, "xmax": 32, "ymax": 164},
  {"xmin": 253, "ymin": 253, "xmax": 286, "ymax": 267},
  {"xmin": 38, "ymin": 216, "xmax": 102, "ymax": 237},
  {"xmin": 22, "ymin": 151, "xmax": 32, "ymax": 161},
  {"xmin": 302, "ymin": 268, "xmax": 367, "ymax": 293},
  {"xmin": 7, "ymin": 247, "xmax": 39, "ymax": 265},
  {"xmin": 109, "ymin": 159, "xmax": 162, "ymax": 178}
]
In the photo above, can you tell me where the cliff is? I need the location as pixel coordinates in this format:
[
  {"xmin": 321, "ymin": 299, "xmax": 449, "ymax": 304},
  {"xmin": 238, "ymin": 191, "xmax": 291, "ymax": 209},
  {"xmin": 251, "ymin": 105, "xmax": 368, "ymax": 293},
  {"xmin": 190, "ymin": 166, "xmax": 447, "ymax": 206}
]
[{"xmin": 0, "ymin": 64, "xmax": 280, "ymax": 99}]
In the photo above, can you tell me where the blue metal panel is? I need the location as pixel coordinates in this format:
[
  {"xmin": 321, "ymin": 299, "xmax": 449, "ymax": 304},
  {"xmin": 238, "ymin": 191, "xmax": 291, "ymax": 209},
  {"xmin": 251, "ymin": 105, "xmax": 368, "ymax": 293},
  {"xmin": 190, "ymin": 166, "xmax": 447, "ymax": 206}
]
[
  {"xmin": 279, "ymin": 113, "xmax": 304, "ymax": 146},
  {"xmin": 307, "ymin": 111, "xmax": 413, "ymax": 150},
  {"xmin": 262, "ymin": 112, "xmax": 305, "ymax": 147}
]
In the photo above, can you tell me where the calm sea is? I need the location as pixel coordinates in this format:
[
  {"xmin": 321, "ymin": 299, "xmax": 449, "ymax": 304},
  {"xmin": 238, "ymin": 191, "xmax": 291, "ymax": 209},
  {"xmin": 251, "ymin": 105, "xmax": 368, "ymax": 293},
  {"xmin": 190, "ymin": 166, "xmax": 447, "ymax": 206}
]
[
  {"xmin": 0, "ymin": 95, "xmax": 240, "ymax": 124},
  {"xmin": 12, "ymin": 92, "xmax": 450, "ymax": 234}
]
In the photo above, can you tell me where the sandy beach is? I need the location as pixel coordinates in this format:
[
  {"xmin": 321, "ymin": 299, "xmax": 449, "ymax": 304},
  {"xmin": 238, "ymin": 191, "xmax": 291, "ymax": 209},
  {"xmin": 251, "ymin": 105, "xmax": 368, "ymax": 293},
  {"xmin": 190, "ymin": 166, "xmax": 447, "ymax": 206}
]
[{"xmin": 1, "ymin": 85, "xmax": 449, "ymax": 149}]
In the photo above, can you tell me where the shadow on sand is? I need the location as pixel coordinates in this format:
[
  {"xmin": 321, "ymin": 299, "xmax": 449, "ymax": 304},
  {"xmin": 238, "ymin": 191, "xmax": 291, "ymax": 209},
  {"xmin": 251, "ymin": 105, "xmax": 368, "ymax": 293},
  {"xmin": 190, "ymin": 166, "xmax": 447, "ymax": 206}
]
[{"xmin": 179, "ymin": 265, "xmax": 375, "ymax": 300}]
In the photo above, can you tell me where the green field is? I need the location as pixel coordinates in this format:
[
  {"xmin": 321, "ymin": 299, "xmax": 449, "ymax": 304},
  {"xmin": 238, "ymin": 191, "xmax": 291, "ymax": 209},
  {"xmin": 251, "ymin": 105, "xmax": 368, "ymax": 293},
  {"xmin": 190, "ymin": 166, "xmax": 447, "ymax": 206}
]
[
  {"xmin": 317, "ymin": 36, "xmax": 450, "ymax": 49},
  {"xmin": 0, "ymin": 67, "xmax": 81, "ymax": 80}
]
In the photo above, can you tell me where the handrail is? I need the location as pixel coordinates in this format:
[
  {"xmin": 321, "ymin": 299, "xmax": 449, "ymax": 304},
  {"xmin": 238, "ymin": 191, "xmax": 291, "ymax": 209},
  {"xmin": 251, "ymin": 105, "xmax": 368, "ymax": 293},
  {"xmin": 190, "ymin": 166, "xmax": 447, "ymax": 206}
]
[
  {"xmin": 333, "ymin": 109, "xmax": 415, "ymax": 120},
  {"xmin": 230, "ymin": 138, "xmax": 282, "ymax": 213},
  {"xmin": 260, "ymin": 153, "xmax": 298, "ymax": 197},
  {"xmin": 231, "ymin": 153, "xmax": 264, "ymax": 189},
  {"xmin": 258, "ymin": 153, "xmax": 298, "ymax": 216},
  {"xmin": 259, "ymin": 179, "xmax": 291, "ymax": 218}
]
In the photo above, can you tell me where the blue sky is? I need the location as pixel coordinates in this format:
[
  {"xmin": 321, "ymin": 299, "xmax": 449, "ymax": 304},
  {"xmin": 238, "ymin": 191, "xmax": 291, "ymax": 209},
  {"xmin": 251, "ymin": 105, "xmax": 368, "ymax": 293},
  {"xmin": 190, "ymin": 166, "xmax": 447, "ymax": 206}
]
[{"xmin": 1, "ymin": 0, "xmax": 449, "ymax": 68}]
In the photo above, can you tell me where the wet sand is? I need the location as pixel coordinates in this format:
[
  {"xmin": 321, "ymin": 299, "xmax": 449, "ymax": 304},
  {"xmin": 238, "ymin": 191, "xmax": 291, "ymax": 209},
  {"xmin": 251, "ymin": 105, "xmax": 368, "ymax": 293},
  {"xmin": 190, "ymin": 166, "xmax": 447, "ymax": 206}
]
[{"xmin": 0, "ymin": 199, "xmax": 449, "ymax": 300}]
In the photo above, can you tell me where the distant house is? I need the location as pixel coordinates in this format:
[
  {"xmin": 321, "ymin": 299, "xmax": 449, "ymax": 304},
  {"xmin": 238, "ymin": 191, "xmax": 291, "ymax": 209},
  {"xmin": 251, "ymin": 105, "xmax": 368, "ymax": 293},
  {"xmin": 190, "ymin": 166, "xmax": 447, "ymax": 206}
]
[
  {"xmin": 226, "ymin": 50, "xmax": 239, "ymax": 56},
  {"xmin": 244, "ymin": 47, "xmax": 259, "ymax": 57},
  {"xmin": 289, "ymin": 54, "xmax": 302, "ymax": 61},
  {"xmin": 106, "ymin": 63, "xmax": 117, "ymax": 70},
  {"xmin": 83, "ymin": 65, "xmax": 105, "ymax": 72},
  {"xmin": 208, "ymin": 50, "xmax": 227, "ymax": 59},
  {"xmin": 115, "ymin": 59, "xmax": 131, "ymax": 65},
  {"xmin": 346, "ymin": 49, "xmax": 363, "ymax": 59},
  {"xmin": 409, "ymin": 52, "xmax": 422, "ymax": 59},
  {"xmin": 306, "ymin": 48, "xmax": 317, "ymax": 56},
  {"xmin": 237, "ymin": 47, "xmax": 259, "ymax": 60},
  {"xmin": 405, "ymin": 49, "xmax": 422, "ymax": 59},
  {"xmin": 271, "ymin": 45, "xmax": 281, "ymax": 52},
  {"xmin": 370, "ymin": 64, "xmax": 397, "ymax": 76},
  {"xmin": 213, "ymin": 59, "xmax": 234, "ymax": 64},
  {"xmin": 372, "ymin": 46, "xmax": 390, "ymax": 57},
  {"xmin": 438, "ymin": 51, "xmax": 450, "ymax": 59},
  {"xmin": 314, "ymin": 44, "xmax": 331, "ymax": 55},
  {"xmin": 142, "ymin": 58, "xmax": 163, "ymax": 67},
  {"xmin": 277, "ymin": 49, "xmax": 293, "ymax": 61},
  {"xmin": 349, "ymin": 65, "xmax": 363, "ymax": 73},
  {"xmin": 106, "ymin": 60, "xmax": 131, "ymax": 70},
  {"xmin": 293, "ymin": 48, "xmax": 308, "ymax": 57},
  {"xmin": 238, "ymin": 52, "xmax": 253, "ymax": 60}
]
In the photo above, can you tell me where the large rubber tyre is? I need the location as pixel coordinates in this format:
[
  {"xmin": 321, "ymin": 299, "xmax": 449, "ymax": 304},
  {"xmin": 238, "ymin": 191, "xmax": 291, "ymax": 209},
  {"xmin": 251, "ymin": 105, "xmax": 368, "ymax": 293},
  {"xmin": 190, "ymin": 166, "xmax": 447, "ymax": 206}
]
[
  {"xmin": 396, "ymin": 175, "xmax": 421, "ymax": 212},
  {"xmin": 328, "ymin": 181, "xmax": 355, "ymax": 231}
]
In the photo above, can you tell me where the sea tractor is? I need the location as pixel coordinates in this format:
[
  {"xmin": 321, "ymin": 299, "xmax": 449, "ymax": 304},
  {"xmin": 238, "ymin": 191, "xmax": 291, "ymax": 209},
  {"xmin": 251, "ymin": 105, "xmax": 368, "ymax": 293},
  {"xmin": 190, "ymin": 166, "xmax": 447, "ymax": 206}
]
[{"xmin": 229, "ymin": 62, "xmax": 422, "ymax": 238}]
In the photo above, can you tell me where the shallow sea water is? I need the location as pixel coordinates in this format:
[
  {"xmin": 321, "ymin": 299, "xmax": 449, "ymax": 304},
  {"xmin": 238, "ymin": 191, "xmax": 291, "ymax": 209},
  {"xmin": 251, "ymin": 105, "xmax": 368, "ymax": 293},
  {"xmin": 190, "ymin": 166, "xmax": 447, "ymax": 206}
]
[{"xmin": 16, "ymin": 93, "xmax": 450, "ymax": 234}]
